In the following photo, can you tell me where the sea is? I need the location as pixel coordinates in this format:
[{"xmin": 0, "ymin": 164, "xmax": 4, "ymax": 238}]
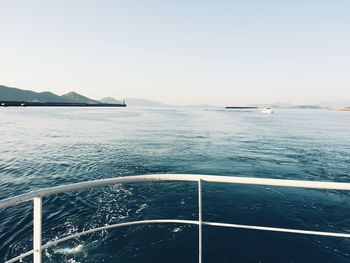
[{"xmin": 1, "ymin": 107, "xmax": 350, "ymax": 263}]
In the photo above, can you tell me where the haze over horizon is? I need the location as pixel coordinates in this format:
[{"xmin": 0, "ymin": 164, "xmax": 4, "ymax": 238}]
[{"xmin": 1, "ymin": 1, "xmax": 350, "ymax": 106}]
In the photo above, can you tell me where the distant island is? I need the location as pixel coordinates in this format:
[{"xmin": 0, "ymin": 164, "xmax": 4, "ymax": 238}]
[
  {"xmin": 0, "ymin": 85, "xmax": 126, "ymax": 107},
  {"xmin": 248, "ymin": 103, "xmax": 349, "ymax": 110}
]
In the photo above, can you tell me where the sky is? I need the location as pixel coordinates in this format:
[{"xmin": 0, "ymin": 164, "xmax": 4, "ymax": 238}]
[{"xmin": 1, "ymin": 0, "xmax": 350, "ymax": 106}]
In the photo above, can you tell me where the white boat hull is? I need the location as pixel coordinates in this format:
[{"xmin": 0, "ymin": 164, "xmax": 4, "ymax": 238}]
[{"xmin": 261, "ymin": 108, "xmax": 274, "ymax": 114}]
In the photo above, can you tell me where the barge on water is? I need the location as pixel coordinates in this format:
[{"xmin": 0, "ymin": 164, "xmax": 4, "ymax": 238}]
[
  {"xmin": 225, "ymin": 106, "xmax": 258, "ymax": 109},
  {"xmin": 0, "ymin": 101, "xmax": 127, "ymax": 107}
]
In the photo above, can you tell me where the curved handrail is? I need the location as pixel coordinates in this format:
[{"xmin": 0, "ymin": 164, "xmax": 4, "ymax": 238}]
[
  {"xmin": 2, "ymin": 173, "xmax": 350, "ymax": 209},
  {"xmin": 2, "ymin": 173, "xmax": 350, "ymax": 263}
]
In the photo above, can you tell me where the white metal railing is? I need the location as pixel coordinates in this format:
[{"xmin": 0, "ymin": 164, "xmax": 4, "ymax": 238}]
[{"xmin": 1, "ymin": 173, "xmax": 350, "ymax": 263}]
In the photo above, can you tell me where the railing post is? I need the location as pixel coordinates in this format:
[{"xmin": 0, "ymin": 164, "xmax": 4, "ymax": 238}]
[
  {"xmin": 198, "ymin": 179, "xmax": 202, "ymax": 263},
  {"xmin": 33, "ymin": 196, "xmax": 42, "ymax": 263}
]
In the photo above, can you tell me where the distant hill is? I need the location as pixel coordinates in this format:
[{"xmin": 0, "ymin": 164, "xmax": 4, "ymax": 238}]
[
  {"xmin": 0, "ymin": 85, "xmax": 68, "ymax": 102},
  {"xmin": 248, "ymin": 102, "xmax": 323, "ymax": 109},
  {"xmin": 291, "ymin": 105, "xmax": 322, "ymax": 109},
  {"xmin": 185, "ymin": 104, "xmax": 219, "ymax": 108},
  {"xmin": 100, "ymin": 97, "xmax": 122, "ymax": 104},
  {"xmin": 248, "ymin": 102, "xmax": 295, "ymax": 108},
  {"xmin": 318, "ymin": 99, "xmax": 350, "ymax": 108},
  {"xmin": 62, "ymin": 91, "xmax": 99, "ymax": 104},
  {"xmin": 0, "ymin": 85, "xmax": 100, "ymax": 104},
  {"xmin": 125, "ymin": 98, "xmax": 169, "ymax": 107}
]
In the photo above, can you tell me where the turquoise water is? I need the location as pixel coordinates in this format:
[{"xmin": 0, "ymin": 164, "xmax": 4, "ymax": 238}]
[{"xmin": 1, "ymin": 107, "xmax": 350, "ymax": 262}]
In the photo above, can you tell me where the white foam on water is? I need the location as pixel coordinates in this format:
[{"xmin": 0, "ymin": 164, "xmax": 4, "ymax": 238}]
[
  {"xmin": 173, "ymin": 227, "xmax": 181, "ymax": 233},
  {"xmin": 54, "ymin": 244, "xmax": 83, "ymax": 254},
  {"xmin": 136, "ymin": 203, "xmax": 148, "ymax": 214}
]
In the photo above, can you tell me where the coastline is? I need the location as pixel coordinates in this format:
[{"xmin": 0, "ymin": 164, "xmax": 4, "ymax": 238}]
[
  {"xmin": 0, "ymin": 101, "xmax": 127, "ymax": 107},
  {"xmin": 329, "ymin": 107, "xmax": 350, "ymax": 111}
]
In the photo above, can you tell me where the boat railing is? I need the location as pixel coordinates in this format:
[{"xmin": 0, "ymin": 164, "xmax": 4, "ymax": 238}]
[{"xmin": 1, "ymin": 173, "xmax": 350, "ymax": 263}]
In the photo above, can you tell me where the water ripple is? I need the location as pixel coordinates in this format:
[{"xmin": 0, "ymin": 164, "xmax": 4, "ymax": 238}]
[{"xmin": 1, "ymin": 108, "xmax": 350, "ymax": 262}]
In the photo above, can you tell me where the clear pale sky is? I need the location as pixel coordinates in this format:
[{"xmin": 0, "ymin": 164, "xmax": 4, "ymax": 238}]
[{"xmin": 1, "ymin": 1, "xmax": 349, "ymax": 106}]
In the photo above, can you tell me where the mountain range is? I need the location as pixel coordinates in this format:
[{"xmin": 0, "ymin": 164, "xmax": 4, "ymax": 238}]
[
  {"xmin": 0, "ymin": 85, "xmax": 102, "ymax": 104},
  {"xmin": 0, "ymin": 85, "xmax": 169, "ymax": 107}
]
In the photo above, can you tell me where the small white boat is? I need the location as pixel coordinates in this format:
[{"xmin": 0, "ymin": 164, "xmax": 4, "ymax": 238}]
[{"xmin": 261, "ymin": 107, "xmax": 273, "ymax": 114}]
